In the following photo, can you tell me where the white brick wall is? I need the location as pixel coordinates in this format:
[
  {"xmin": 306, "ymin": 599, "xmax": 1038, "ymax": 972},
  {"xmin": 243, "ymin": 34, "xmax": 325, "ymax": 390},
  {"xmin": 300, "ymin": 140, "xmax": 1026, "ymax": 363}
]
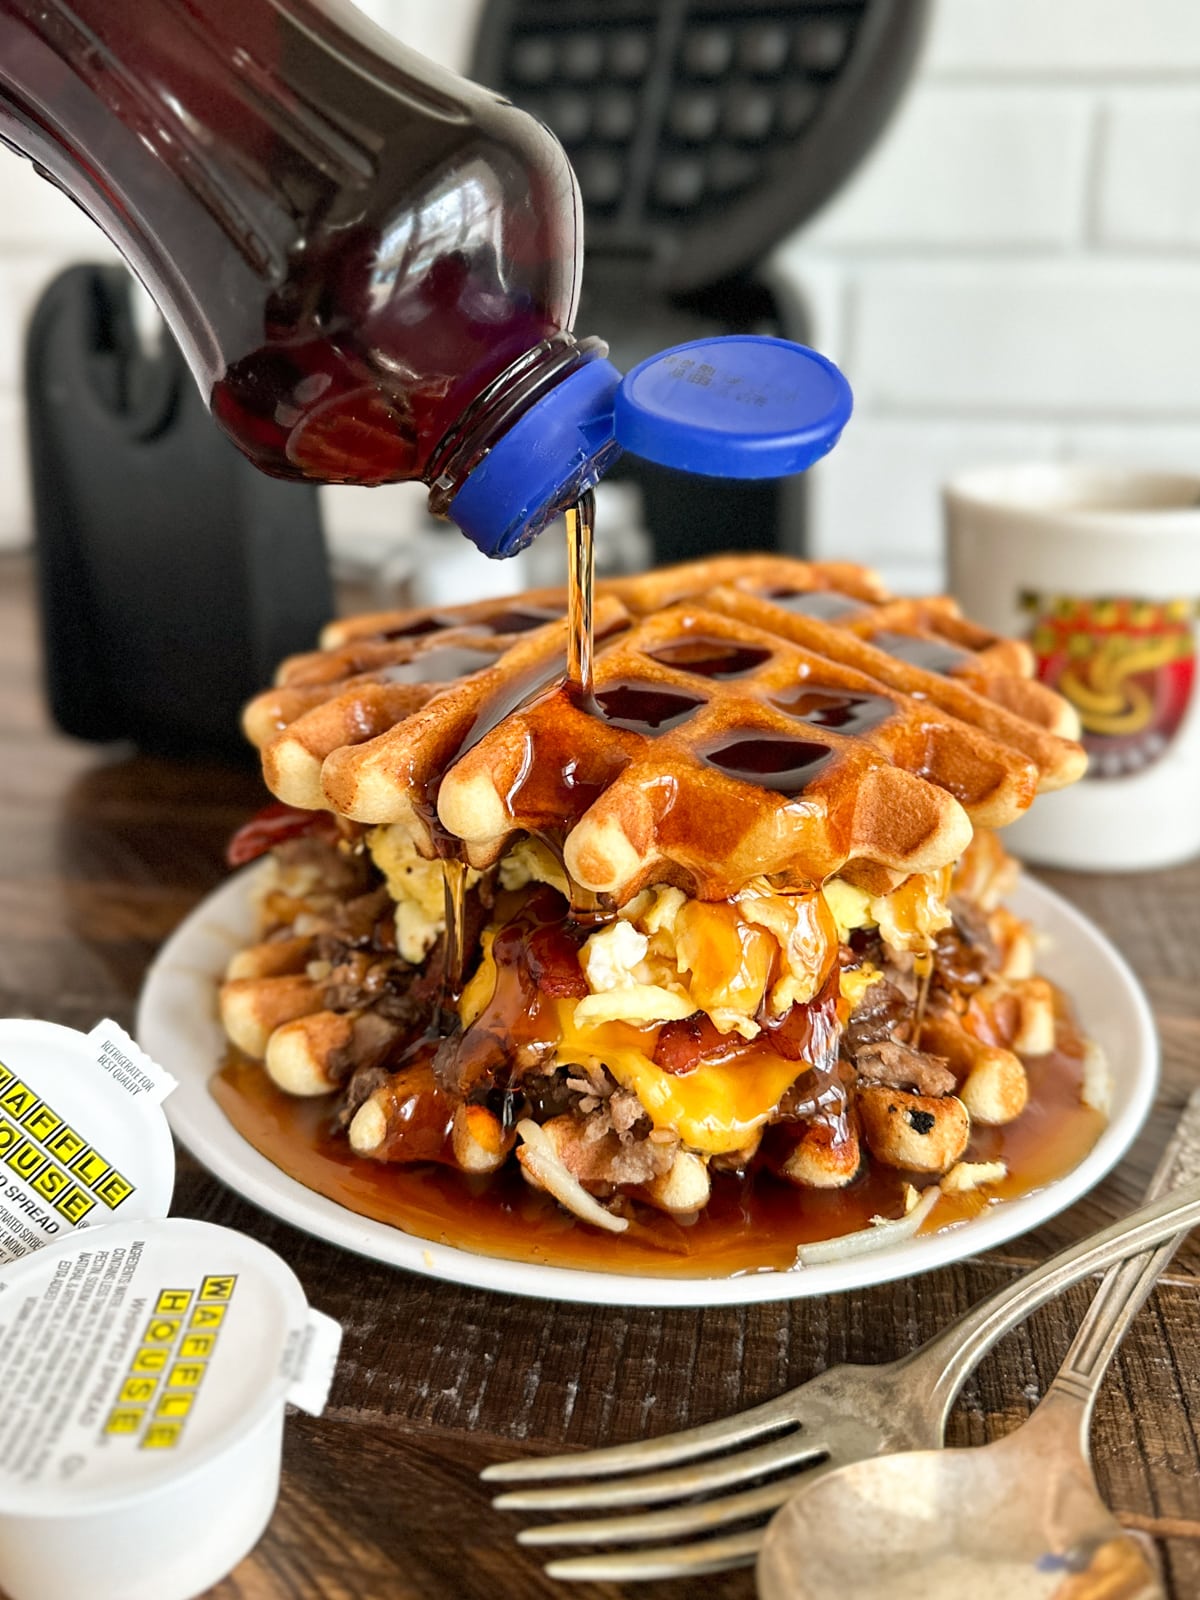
[
  {"xmin": 1098, "ymin": 91, "xmax": 1200, "ymax": 246},
  {"xmin": 788, "ymin": 0, "xmax": 1200, "ymax": 590},
  {"xmin": 1, "ymin": 0, "xmax": 1199, "ymax": 590}
]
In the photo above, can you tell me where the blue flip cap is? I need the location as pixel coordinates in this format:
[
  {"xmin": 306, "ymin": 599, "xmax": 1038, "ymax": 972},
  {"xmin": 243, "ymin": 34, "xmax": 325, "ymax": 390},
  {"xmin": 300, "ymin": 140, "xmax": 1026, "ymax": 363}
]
[
  {"xmin": 449, "ymin": 357, "xmax": 623, "ymax": 558},
  {"xmin": 450, "ymin": 335, "xmax": 852, "ymax": 556},
  {"xmin": 614, "ymin": 335, "xmax": 852, "ymax": 478}
]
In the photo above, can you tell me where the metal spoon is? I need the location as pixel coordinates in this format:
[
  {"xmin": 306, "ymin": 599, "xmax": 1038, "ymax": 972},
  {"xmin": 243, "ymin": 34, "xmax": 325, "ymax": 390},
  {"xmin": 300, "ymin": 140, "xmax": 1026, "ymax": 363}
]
[{"xmin": 756, "ymin": 1107, "xmax": 1200, "ymax": 1600}]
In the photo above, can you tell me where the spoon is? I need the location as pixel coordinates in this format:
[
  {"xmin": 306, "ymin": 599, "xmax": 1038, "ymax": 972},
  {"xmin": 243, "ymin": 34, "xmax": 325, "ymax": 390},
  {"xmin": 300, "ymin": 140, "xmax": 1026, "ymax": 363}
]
[
  {"xmin": 757, "ymin": 1250, "xmax": 1168, "ymax": 1599},
  {"xmin": 756, "ymin": 1110, "xmax": 1200, "ymax": 1600}
]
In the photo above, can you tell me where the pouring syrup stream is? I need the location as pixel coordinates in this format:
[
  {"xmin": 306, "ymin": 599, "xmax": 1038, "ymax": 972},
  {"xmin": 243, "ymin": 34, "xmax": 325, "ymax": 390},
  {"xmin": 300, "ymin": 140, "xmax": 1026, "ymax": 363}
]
[
  {"xmin": 566, "ymin": 488, "xmax": 596, "ymax": 698},
  {"xmin": 439, "ymin": 488, "xmax": 598, "ymax": 1011}
]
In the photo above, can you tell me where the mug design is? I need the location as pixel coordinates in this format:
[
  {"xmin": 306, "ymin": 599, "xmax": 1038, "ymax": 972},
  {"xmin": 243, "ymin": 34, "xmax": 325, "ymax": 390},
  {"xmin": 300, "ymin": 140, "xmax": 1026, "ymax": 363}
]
[{"xmin": 1021, "ymin": 594, "xmax": 1197, "ymax": 779}]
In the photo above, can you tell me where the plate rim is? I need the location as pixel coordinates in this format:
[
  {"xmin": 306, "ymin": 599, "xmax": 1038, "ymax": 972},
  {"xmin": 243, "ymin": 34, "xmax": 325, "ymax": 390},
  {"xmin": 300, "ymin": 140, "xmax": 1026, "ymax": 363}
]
[{"xmin": 138, "ymin": 867, "xmax": 1159, "ymax": 1307}]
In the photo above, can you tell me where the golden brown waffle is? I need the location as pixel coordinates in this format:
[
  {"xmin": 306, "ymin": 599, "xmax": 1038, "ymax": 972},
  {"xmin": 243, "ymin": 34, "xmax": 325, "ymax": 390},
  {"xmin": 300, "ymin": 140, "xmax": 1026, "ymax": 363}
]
[
  {"xmin": 246, "ymin": 556, "xmax": 1086, "ymax": 899},
  {"xmin": 245, "ymin": 615, "xmax": 578, "ymax": 812}
]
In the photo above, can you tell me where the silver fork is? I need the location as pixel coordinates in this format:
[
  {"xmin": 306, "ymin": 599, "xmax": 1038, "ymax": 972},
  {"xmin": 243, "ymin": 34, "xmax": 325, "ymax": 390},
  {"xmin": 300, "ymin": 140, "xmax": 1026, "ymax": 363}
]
[{"xmin": 484, "ymin": 1092, "xmax": 1200, "ymax": 1584}]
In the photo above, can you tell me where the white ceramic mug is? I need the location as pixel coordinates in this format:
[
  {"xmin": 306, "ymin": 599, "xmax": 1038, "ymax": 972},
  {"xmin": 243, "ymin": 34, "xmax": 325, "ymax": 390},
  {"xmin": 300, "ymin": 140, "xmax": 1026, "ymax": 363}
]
[{"xmin": 943, "ymin": 463, "xmax": 1200, "ymax": 871}]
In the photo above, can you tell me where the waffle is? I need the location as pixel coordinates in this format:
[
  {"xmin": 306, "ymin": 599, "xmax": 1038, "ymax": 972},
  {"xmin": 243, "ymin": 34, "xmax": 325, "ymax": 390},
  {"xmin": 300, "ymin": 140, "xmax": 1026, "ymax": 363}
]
[{"xmin": 245, "ymin": 556, "xmax": 1084, "ymax": 903}]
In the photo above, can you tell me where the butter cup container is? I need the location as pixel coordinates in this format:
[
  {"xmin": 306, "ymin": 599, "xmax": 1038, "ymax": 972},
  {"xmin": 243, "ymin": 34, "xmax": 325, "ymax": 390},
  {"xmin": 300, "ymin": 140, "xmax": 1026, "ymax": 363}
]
[
  {"xmin": 0, "ymin": 1019, "xmax": 342, "ymax": 1600},
  {"xmin": 0, "ymin": 1215, "xmax": 342, "ymax": 1600},
  {"xmin": 0, "ymin": 1018, "xmax": 176, "ymax": 1263}
]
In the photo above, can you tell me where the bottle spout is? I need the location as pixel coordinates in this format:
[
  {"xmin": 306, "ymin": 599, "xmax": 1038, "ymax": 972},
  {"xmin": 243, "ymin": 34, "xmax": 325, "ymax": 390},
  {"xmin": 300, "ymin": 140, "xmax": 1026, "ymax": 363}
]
[{"xmin": 448, "ymin": 335, "xmax": 853, "ymax": 557}]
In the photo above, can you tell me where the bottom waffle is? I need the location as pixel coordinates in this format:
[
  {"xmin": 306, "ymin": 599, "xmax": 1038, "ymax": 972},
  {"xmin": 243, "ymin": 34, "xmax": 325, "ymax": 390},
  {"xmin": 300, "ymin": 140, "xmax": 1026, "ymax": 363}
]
[{"xmin": 214, "ymin": 813, "xmax": 1109, "ymax": 1268}]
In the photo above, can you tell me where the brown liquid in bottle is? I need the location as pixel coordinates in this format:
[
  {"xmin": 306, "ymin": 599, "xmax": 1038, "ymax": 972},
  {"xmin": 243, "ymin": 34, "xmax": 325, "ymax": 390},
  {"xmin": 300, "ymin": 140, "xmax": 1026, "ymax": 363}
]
[{"xmin": 0, "ymin": 0, "xmax": 584, "ymax": 490}]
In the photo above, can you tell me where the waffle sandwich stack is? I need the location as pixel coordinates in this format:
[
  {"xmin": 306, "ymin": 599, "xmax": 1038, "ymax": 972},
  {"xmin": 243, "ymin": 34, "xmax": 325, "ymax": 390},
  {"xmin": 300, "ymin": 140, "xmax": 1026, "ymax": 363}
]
[{"xmin": 219, "ymin": 556, "xmax": 1093, "ymax": 1236}]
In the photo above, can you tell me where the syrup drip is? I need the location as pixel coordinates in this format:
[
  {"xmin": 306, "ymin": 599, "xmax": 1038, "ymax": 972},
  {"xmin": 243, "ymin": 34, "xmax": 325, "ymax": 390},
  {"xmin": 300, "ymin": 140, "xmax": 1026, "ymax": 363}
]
[
  {"xmin": 912, "ymin": 949, "xmax": 934, "ymax": 1041},
  {"xmin": 439, "ymin": 859, "xmax": 468, "ymax": 1026},
  {"xmin": 647, "ymin": 638, "xmax": 772, "ymax": 679},
  {"xmin": 872, "ymin": 630, "xmax": 974, "ymax": 676},
  {"xmin": 565, "ymin": 488, "xmax": 596, "ymax": 697},
  {"xmin": 435, "ymin": 886, "xmax": 587, "ymax": 1100},
  {"xmin": 771, "ymin": 685, "xmax": 894, "ymax": 736},
  {"xmin": 767, "ymin": 589, "xmax": 861, "ymax": 621},
  {"xmin": 702, "ymin": 731, "xmax": 834, "ymax": 793}
]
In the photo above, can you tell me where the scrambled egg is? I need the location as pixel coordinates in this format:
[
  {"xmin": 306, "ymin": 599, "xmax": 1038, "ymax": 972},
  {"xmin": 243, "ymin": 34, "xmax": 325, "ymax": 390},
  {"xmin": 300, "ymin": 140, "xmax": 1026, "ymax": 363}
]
[
  {"xmin": 822, "ymin": 867, "xmax": 953, "ymax": 953},
  {"xmin": 572, "ymin": 881, "xmax": 834, "ymax": 1038},
  {"xmin": 367, "ymin": 825, "xmax": 480, "ymax": 965},
  {"xmin": 572, "ymin": 866, "xmax": 953, "ymax": 1034},
  {"xmin": 370, "ymin": 816, "xmax": 953, "ymax": 1032},
  {"xmin": 497, "ymin": 835, "xmax": 570, "ymax": 897},
  {"xmin": 575, "ymin": 919, "xmax": 696, "ymax": 1030}
]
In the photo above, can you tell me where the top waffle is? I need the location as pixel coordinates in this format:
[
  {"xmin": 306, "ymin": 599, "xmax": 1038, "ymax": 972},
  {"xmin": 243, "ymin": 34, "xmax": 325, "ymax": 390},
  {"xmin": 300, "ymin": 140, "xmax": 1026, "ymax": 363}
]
[{"xmin": 243, "ymin": 556, "xmax": 1086, "ymax": 902}]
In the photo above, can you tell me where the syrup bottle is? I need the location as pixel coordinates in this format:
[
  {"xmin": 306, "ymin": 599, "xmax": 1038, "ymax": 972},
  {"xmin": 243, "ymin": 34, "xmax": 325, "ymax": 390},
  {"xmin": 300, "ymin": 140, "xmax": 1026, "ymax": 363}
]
[
  {"xmin": 0, "ymin": 2, "xmax": 854, "ymax": 558},
  {"xmin": 0, "ymin": 0, "xmax": 621, "ymax": 555}
]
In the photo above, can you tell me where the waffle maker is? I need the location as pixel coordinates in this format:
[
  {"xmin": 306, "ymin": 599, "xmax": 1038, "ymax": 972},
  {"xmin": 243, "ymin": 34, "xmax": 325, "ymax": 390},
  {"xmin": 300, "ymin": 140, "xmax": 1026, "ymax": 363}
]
[{"xmin": 472, "ymin": 0, "xmax": 928, "ymax": 562}]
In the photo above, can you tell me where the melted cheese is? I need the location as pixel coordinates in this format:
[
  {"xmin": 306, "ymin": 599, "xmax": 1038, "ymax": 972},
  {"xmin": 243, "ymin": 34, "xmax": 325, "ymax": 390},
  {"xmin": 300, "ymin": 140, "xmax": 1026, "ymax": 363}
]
[
  {"xmin": 839, "ymin": 961, "xmax": 884, "ymax": 1009},
  {"xmin": 458, "ymin": 928, "xmax": 814, "ymax": 1155},
  {"xmin": 555, "ymin": 1004, "xmax": 802, "ymax": 1156},
  {"xmin": 458, "ymin": 929, "xmax": 496, "ymax": 1028}
]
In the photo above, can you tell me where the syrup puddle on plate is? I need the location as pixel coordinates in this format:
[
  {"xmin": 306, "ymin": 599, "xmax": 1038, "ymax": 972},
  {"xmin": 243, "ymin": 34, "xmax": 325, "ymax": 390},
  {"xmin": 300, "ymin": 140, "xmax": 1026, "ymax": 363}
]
[{"xmin": 212, "ymin": 1016, "xmax": 1105, "ymax": 1278}]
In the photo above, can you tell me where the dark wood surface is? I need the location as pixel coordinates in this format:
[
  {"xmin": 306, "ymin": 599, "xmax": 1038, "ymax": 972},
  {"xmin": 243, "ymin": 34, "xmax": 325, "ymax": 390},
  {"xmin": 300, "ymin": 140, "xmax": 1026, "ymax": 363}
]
[{"xmin": 1, "ymin": 553, "xmax": 1197, "ymax": 1598}]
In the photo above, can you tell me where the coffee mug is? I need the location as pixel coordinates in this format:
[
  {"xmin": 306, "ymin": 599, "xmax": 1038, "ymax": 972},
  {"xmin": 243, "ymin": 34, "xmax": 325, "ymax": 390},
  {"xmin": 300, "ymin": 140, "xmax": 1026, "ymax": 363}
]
[{"xmin": 943, "ymin": 463, "xmax": 1200, "ymax": 871}]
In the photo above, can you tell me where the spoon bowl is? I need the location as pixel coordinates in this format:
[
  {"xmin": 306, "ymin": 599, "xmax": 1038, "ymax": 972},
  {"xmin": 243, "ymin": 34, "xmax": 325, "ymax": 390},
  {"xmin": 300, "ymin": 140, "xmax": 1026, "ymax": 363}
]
[{"xmin": 757, "ymin": 1426, "xmax": 1162, "ymax": 1600}]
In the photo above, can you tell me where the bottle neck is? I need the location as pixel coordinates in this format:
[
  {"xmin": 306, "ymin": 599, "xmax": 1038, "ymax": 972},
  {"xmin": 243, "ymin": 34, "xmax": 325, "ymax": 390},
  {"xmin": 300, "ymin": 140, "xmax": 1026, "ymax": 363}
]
[{"xmin": 426, "ymin": 333, "xmax": 609, "ymax": 517}]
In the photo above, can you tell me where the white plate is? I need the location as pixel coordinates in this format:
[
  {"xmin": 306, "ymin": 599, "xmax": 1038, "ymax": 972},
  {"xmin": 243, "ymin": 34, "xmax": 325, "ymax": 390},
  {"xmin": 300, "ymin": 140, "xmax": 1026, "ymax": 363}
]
[{"xmin": 137, "ymin": 869, "xmax": 1158, "ymax": 1307}]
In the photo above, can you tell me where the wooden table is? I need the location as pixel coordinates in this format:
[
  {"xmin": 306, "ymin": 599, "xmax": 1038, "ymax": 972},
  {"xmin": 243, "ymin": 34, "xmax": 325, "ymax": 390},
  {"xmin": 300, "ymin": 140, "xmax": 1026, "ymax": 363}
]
[{"xmin": 1, "ymin": 553, "xmax": 1197, "ymax": 1599}]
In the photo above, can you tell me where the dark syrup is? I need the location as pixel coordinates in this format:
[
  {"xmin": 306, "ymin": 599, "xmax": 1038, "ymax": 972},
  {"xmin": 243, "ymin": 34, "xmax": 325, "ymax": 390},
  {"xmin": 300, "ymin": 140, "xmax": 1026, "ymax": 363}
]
[
  {"xmin": 647, "ymin": 638, "xmax": 772, "ymax": 679},
  {"xmin": 379, "ymin": 645, "xmax": 501, "ymax": 685},
  {"xmin": 585, "ymin": 680, "xmax": 705, "ymax": 735},
  {"xmin": 381, "ymin": 605, "xmax": 565, "ymax": 644},
  {"xmin": 871, "ymin": 631, "xmax": 975, "ymax": 675},
  {"xmin": 702, "ymin": 732, "xmax": 834, "ymax": 793},
  {"xmin": 214, "ymin": 1011, "xmax": 1107, "ymax": 1276},
  {"xmin": 767, "ymin": 589, "xmax": 862, "ymax": 621},
  {"xmin": 0, "ymin": 1, "xmax": 582, "ymax": 487},
  {"xmin": 566, "ymin": 489, "xmax": 596, "ymax": 697},
  {"xmin": 771, "ymin": 685, "xmax": 894, "ymax": 736},
  {"xmin": 381, "ymin": 616, "xmax": 449, "ymax": 641},
  {"xmin": 482, "ymin": 605, "xmax": 568, "ymax": 636}
]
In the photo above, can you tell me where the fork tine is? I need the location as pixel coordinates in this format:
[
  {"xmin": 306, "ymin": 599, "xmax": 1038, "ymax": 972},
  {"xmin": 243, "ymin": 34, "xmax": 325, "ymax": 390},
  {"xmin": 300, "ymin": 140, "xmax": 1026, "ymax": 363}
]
[
  {"xmin": 543, "ymin": 1529, "xmax": 764, "ymax": 1582},
  {"xmin": 517, "ymin": 1474, "xmax": 806, "ymax": 1547},
  {"xmin": 481, "ymin": 1392, "xmax": 798, "ymax": 1483},
  {"xmin": 491, "ymin": 1428, "xmax": 824, "ymax": 1512}
]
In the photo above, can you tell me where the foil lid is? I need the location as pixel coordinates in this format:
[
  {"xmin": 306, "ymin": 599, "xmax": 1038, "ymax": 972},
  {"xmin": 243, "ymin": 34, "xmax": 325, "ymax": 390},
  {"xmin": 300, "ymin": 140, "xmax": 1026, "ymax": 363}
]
[
  {"xmin": 0, "ymin": 1216, "xmax": 341, "ymax": 1515},
  {"xmin": 0, "ymin": 1019, "xmax": 176, "ymax": 1264}
]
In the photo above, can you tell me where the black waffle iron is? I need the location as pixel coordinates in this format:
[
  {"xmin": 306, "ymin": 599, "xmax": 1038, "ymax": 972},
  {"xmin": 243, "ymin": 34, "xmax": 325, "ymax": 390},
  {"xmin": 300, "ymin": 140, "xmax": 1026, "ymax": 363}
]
[{"xmin": 473, "ymin": 0, "xmax": 928, "ymax": 562}]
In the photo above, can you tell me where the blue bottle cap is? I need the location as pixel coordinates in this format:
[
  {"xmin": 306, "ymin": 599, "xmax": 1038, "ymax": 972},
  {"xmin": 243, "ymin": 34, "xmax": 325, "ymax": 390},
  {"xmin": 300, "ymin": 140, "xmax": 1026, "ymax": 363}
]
[
  {"xmin": 449, "ymin": 335, "xmax": 851, "ymax": 556},
  {"xmin": 449, "ymin": 357, "xmax": 623, "ymax": 558},
  {"xmin": 613, "ymin": 335, "xmax": 852, "ymax": 478}
]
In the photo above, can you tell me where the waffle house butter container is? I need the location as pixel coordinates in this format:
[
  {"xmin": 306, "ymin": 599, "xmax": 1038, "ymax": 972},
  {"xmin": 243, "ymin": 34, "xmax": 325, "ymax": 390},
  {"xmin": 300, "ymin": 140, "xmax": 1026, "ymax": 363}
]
[{"xmin": 0, "ymin": 1018, "xmax": 342, "ymax": 1600}]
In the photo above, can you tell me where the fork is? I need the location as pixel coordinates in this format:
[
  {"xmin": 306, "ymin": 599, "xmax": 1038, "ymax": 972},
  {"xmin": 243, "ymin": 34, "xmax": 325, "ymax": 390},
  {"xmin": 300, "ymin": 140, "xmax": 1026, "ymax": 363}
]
[{"xmin": 484, "ymin": 1092, "xmax": 1200, "ymax": 1583}]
